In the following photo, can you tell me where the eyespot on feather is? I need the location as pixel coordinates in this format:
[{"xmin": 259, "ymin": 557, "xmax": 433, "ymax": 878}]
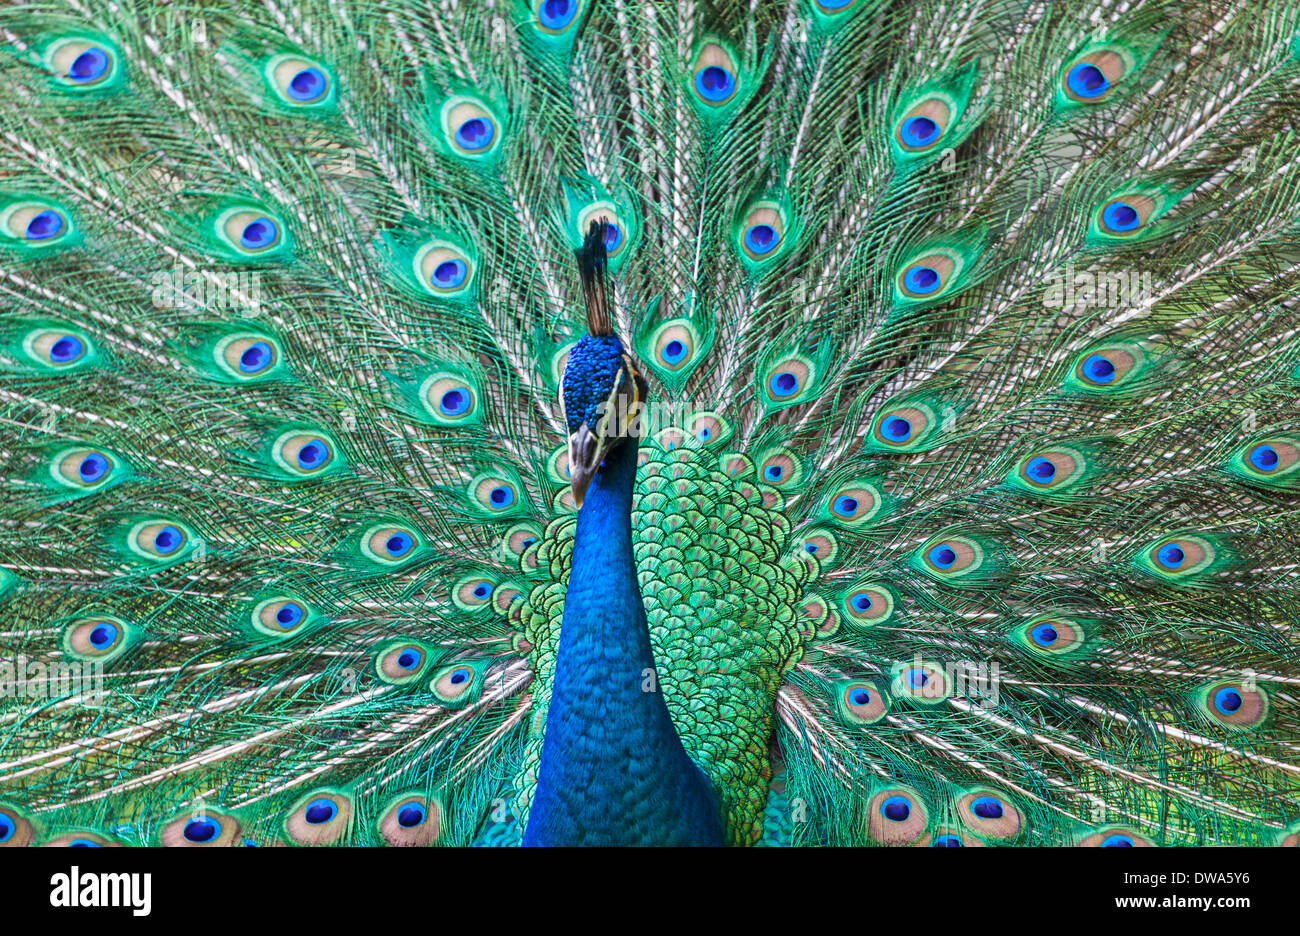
[
  {"xmin": 251, "ymin": 597, "xmax": 312, "ymax": 638},
  {"xmin": 375, "ymin": 642, "xmax": 431, "ymax": 684},
  {"xmin": 284, "ymin": 791, "xmax": 352, "ymax": 846},
  {"xmin": 866, "ymin": 787, "xmax": 929, "ymax": 845},
  {"xmin": 837, "ymin": 680, "xmax": 889, "ymax": 724},
  {"xmin": 21, "ymin": 328, "xmax": 92, "ymax": 369},
  {"xmin": 215, "ymin": 334, "xmax": 282, "ymax": 379},
  {"xmin": 691, "ymin": 43, "xmax": 739, "ymax": 107},
  {"xmin": 160, "ymin": 811, "xmax": 242, "ymax": 847},
  {"xmin": 266, "ymin": 56, "xmax": 333, "ymax": 106},
  {"xmin": 1077, "ymin": 825, "xmax": 1155, "ymax": 847},
  {"xmin": 378, "ymin": 794, "xmax": 442, "ymax": 846},
  {"xmin": 955, "ymin": 789, "xmax": 1023, "ymax": 840},
  {"xmin": 842, "ymin": 584, "xmax": 896, "ymax": 626}
]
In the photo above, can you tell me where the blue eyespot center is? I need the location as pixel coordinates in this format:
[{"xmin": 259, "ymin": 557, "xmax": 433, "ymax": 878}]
[
  {"xmin": 50, "ymin": 335, "xmax": 84, "ymax": 363},
  {"xmin": 287, "ymin": 67, "xmax": 327, "ymax": 102},
  {"xmin": 449, "ymin": 667, "xmax": 471, "ymax": 685},
  {"xmin": 69, "ymin": 838, "xmax": 101, "ymax": 847},
  {"xmin": 1067, "ymin": 62, "xmax": 1109, "ymax": 98},
  {"xmin": 1156, "ymin": 542, "xmax": 1185, "ymax": 569},
  {"xmin": 303, "ymin": 798, "xmax": 338, "ymax": 824},
  {"xmin": 881, "ymin": 796, "xmax": 911, "ymax": 822},
  {"xmin": 744, "ymin": 223, "xmax": 778, "ymax": 255},
  {"xmin": 184, "ymin": 818, "xmax": 219, "ymax": 843},
  {"xmin": 239, "ymin": 341, "xmax": 273, "ymax": 373},
  {"xmin": 239, "ymin": 218, "xmax": 278, "ymax": 250},
  {"xmin": 1030, "ymin": 623, "xmax": 1059, "ymax": 648},
  {"xmin": 68, "ymin": 47, "xmax": 109, "ymax": 83},
  {"xmin": 1102, "ymin": 201, "xmax": 1140, "ymax": 232},
  {"xmin": 89, "ymin": 622, "xmax": 118, "ymax": 648},
  {"xmin": 971, "ymin": 796, "xmax": 1004, "ymax": 819},
  {"xmin": 472, "ymin": 583, "xmax": 491, "ymax": 599},
  {"xmin": 385, "ymin": 533, "xmax": 413, "ymax": 557},
  {"xmin": 432, "ymin": 258, "xmax": 467, "ymax": 289},
  {"xmin": 1248, "ymin": 444, "xmax": 1279, "ymax": 472},
  {"xmin": 694, "ymin": 65, "xmax": 736, "ymax": 102},
  {"xmin": 1081, "ymin": 354, "xmax": 1116, "ymax": 384},
  {"xmin": 903, "ymin": 265, "xmax": 940, "ymax": 295},
  {"xmin": 928, "ymin": 545, "xmax": 957, "ymax": 569},
  {"xmin": 906, "ymin": 667, "xmax": 928, "ymax": 688},
  {"xmin": 833, "ymin": 496, "xmax": 859, "ymax": 517},
  {"xmin": 397, "ymin": 803, "xmax": 426, "ymax": 827},
  {"xmin": 297, "ymin": 440, "xmax": 328, "ymax": 471},
  {"xmin": 602, "ymin": 224, "xmax": 622, "ymax": 253},
  {"xmin": 539, "ymin": 0, "xmax": 577, "ymax": 30},
  {"xmin": 489, "ymin": 485, "xmax": 514, "ymax": 507},
  {"xmin": 154, "ymin": 525, "xmax": 183, "ymax": 555},
  {"xmin": 881, "ymin": 416, "xmax": 912, "ymax": 442},
  {"xmin": 438, "ymin": 388, "xmax": 470, "ymax": 416},
  {"xmin": 455, "ymin": 117, "xmax": 495, "ymax": 151},
  {"xmin": 79, "ymin": 453, "xmax": 109, "ymax": 482},
  {"xmin": 276, "ymin": 602, "xmax": 303, "ymax": 627},
  {"xmin": 932, "ymin": 834, "xmax": 962, "ymax": 847},
  {"xmin": 1100, "ymin": 833, "xmax": 1133, "ymax": 847},
  {"xmin": 397, "ymin": 650, "xmax": 420, "ymax": 670},
  {"xmin": 850, "ymin": 592, "xmax": 872, "ymax": 612},
  {"xmin": 805, "ymin": 542, "xmax": 818, "ymax": 554},
  {"xmin": 850, "ymin": 688, "xmax": 870, "ymax": 706},
  {"xmin": 0, "ymin": 813, "xmax": 14, "ymax": 842},
  {"xmin": 769, "ymin": 371, "xmax": 799, "ymax": 398},
  {"xmin": 25, "ymin": 209, "xmax": 64, "ymax": 241},
  {"xmin": 900, "ymin": 115, "xmax": 939, "ymax": 148},
  {"xmin": 661, "ymin": 339, "xmax": 687, "ymax": 365},
  {"xmin": 1213, "ymin": 687, "xmax": 1243, "ymax": 715},
  {"xmin": 763, "ymin": 464, "xmax": 783, "ymax": 482},
  {"xmin": 1024, "ymin": 456, "xmax": 1057, "ymax": 484}
]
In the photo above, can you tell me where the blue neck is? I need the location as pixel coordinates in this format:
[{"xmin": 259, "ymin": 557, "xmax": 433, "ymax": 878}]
[{"xmin": 523, "ymin": 440, "xmax": 724, "ymax": 846}]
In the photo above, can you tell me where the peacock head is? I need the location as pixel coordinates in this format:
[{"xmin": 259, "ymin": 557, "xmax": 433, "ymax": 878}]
[{"xmin": 559, "ymin": 221, "xmax": 649, "ymax": 508}]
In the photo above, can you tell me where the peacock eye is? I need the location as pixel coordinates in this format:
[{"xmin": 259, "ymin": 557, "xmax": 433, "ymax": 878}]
[
  {"xmin": 898, "ymin": 252, "xmax": 958, "ymax": 299},
  {"xmin": 4, "ymin": 202, "xmax": 71, "ymax": 243},
  {"xmin": 63, "ymin": 615, "xmax": 134, "ymax": 661},
  {"xmin": 1061, "ymin": 48, "xmax": 1129, "ymax": 104},
  {"xmin": 215, "ymin": 334, "xmax": 282, "ymax": 379},
  {"xmin": 871, "ymin": 404, "xmax": 937, "ymax": 449},
  {"xmin": 272, "ymin": 432, "xmax": 335, "ymax": 476},
  {"xmin": 536, "ymin": 0, "xmax": 580, "ymax": 32},
  {"xmin": 454, "ymin": 574, "xmax": 497, "ymax": 609},
  {"xmin": 253, "ymin": 597, "xmax": 312, "ymax": 638},
  {"xmin": 53, "ymin": 448, "xmax": 119, "ymax": 490},
  {"xmin": 442, "ymin": 99, "xmax": 500, "ymax": 157},
  {"xmin": 47, "ymin": 38, "xmax": 118, "ymax": 88},
  {"xmin": 361, "ymin": 524, "xmax": 422, "ymax": 566},
  {"xmin": 431, "ymin": 662, "xmax": 480, "ymax": 704},
  {"xmin": 895, "ymin": 97, "xmax": 951, "ymax": 151},
  {"xmin": 375, "ymin": 642, "xmax": 430, "ymax": 683},
  {"xmin": 127, "ymin": 520, "xmax": 194, "ymax": 562},
  {"xmin": 1097, "ymin": 195, "xmax": 1156, "ymax": 237},
  {"xmin": 1199, "ymin": 681, "xmax": 1268, "ymax": 730},
  {"xmin": 217, "ymin": 207, "xmax": 287, "ymax": 258},
  {"xmin": 268, "ymin": 57, "xmax": 332, "ymax": 105},
  {"xmin": 415, "ymin": 242, "xmax": 475, "ymax": 296},
  {"xmin": 1143, "ymin": 535, "xmax": 1213, "ymax": 577},
  {"xmin": 867, "ymin": 787, "xmax": 929, "ymax": 844},
  {"xmin": 692, "ymin": 44, "xmax": 738, "ymax": 105}
]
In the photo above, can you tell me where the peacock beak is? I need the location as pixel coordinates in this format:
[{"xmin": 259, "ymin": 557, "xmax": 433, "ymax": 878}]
[{"xmin": 568, "ymin": 422, "xmax": 600, "ymax": 509}]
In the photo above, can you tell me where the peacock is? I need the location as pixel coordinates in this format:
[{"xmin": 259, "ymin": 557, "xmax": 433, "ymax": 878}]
[{"xmin": 1, "ymin": 0, "xmax": 1299, "ymax": 849}]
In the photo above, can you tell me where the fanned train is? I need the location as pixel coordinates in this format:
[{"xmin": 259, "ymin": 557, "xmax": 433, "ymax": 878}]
[{"xmin": 1, "ymin": 0, "xmax": 1300, "ymax": 847}]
